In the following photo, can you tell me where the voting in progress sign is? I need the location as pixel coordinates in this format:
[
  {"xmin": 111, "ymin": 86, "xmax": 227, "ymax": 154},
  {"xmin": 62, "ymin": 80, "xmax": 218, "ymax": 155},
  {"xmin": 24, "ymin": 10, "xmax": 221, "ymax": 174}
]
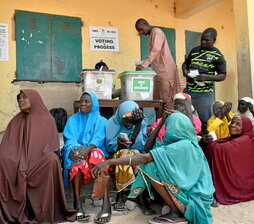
[{"xmin": 89, "ymin": 26, "xmax": 119, "ymax": 51}]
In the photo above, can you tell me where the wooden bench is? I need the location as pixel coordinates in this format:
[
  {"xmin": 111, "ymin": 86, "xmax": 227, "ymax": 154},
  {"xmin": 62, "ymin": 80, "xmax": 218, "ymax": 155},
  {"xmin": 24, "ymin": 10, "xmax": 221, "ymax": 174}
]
[{"xmin": 73, "ymin": 99, "xmax": 163, "ymax": 118}]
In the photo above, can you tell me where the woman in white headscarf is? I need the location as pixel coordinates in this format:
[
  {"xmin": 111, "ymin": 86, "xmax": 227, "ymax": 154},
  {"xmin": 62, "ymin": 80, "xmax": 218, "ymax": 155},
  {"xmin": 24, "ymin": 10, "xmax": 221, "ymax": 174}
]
[{"xmin": 238, "ymin": 97, "xmax": 254, "ymax": 129}]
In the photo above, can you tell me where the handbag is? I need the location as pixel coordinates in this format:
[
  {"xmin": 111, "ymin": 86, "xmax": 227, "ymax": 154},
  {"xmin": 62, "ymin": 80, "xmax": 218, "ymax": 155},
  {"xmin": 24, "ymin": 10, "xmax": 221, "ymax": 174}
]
[{"xmin": 92, "ymin": 175, "xmax": 110, "ymax": 198}]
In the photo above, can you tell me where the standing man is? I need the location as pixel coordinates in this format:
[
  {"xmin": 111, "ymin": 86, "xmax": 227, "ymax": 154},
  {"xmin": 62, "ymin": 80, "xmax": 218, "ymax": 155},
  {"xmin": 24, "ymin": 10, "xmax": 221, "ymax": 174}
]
[
  {"xmin": 182, "ymin": 28, "xmax": 227, "ymax": 133},
  {"xmin": 135, "ymin": 18, "xmax": 181, "ymax": 111}
]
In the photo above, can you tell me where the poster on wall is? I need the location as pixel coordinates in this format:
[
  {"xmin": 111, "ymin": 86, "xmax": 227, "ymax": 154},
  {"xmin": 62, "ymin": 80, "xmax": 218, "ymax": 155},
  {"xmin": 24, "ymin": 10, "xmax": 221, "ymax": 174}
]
[
  {"xmin": 89, "ymin": 26, "xmax": 119, "ymax": 51},
  {"xmin": 0, "ymin": 23, "xmax": 8, "ymax": 61}
]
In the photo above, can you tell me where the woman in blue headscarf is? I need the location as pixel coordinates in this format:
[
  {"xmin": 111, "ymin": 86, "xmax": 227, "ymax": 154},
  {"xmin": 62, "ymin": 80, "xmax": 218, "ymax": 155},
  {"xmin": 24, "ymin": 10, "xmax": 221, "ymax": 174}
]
[
  {"xmin": 93, "ymin": 112, "xmax": 214, "ymax": 224},
  {"xmin": 106, "ymin": 101, "xmax": 148, "ymax": 211},
  {"xmin": 61, "ymin": 92, "xmax": 110, "ymax": 223}
]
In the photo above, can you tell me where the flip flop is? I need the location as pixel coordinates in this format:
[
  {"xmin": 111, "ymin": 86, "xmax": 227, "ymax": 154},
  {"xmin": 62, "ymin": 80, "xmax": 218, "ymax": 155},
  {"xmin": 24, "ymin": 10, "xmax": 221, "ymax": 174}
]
[
  {"xmin": 141, "ymin": 207, "xmax": 157, "ymax": 216},
  {"xmin": 94, "ymin": 212, "xmax": 111, "ymax": 224},
  {"xmin": 149, "ymin": 216, "xmax": 188, "ymax": 224},
  {"xmin": 76, "ymin": 211, "xmax": 91, "ymax": 221},
  {"xmin": 113, "ymin": 202, "xmax": 127, "ymax": 211},
  {"xmin": 211, "ymin": 199, "xmax": 219, "ymax": 208}
]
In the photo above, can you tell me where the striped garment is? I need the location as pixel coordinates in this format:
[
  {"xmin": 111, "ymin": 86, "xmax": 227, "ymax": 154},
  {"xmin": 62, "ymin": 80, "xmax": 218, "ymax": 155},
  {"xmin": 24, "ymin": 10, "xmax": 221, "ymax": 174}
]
[{"xmin": 185, "ymin": 46, "xmax": 226, "ymax": 92}]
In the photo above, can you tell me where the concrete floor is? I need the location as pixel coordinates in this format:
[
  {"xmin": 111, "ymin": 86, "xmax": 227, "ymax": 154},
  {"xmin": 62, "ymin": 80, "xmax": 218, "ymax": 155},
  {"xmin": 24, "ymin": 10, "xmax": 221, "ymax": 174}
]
[
  {"xmin": 0, "ymin": 131, "xmax": 155, "ymax": 223},
  {"xmin": 1, "ymin": 132, "xmax": 254, "ymax": 224}
]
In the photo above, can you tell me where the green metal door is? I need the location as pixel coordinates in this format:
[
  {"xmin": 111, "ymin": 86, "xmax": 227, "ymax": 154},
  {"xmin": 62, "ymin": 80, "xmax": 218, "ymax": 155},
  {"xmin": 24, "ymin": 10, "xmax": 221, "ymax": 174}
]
[
  {"xmin": 185, "ymin": 30, "xmax": 201, "ymax": 56},
  {"xmin": 141, "ymin": 26, "xmax": 176, "ymax": 63},
  {"xmin": 16, "ymin": 10, "xmax": 51, "ymax": 80},
  {"xmin": 51, "ymin": 15, "xmax": 81, "ymax": 81},
  {"xmin": 16, "ymin": 10, "xmax": 81, "ymax": 81}
]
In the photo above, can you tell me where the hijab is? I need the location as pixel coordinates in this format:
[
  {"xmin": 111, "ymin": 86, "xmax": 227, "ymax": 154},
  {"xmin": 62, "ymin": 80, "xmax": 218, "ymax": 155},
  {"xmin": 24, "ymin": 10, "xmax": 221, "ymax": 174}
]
[
  {"xmin": 150, "ymin": 113, "xmax": 214, "ymax": 224},
  {"xmin": 106, "ymin": 101, "xmax": 148, "ymax": 153},
  {"xmin": 0, "ymin": 89, "xmax": 59, "ymax": 172},
  {"xmin": 61, "ymin": 92, "xmax": 107, "ymax": 186},
  {"xmin": 240, "ymin": 97, "xmax": 254, "ymax": 106},
  {"xmin": 233, "ymin": 114, "xmax": 254, "ymax": 138},
  {"xmin": 0, "ymin": 89, "xmax": 75, "ymax": 223},
  {"xmin": 238, "ymin": 97, "xmax": 254, "ymax": 128}
]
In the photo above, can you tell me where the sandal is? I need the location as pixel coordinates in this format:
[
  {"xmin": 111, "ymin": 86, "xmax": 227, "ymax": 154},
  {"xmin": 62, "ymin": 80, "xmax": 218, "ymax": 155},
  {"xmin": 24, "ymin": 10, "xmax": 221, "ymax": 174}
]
[
  {"xmin": 76, "ymin": 211, "xmax": 90, "ymax": 221},
  {"xmin": 141, "ymin": 207, "xmax": 157, "ymax": 216},
  {"xmin": 149, "ymin": 216, "xmax": 188, "ymax": 224},
  {"xmin": 211, "ymin": 199, "xmax": 219, "ymax": 208},
  {"xmin": 94, "ymin": 212, "xmax": 111, "ymax": 224},
  {"xmin": 113, "ymin": 202, "xmax": 127, "ymax": 211}
]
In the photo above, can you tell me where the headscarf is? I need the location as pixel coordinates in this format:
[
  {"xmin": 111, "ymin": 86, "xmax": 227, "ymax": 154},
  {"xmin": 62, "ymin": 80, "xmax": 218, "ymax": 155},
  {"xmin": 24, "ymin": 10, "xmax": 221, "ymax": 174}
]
[
  {"xmin": 174, "ymin": 92, "xmax": 194, "ymax": 112},
  {"xmin": 0, "ymin": 89, "xmax": 75, "ymax": 223},
  {"xmin": 231, "ymin": 114, "xmax": 254, "ymax": 138},
  {"xmin": 150, "ymin": 92, "xmax": 201, "ymax": 142},
  {"xmin": 61, "ymin": 92, "xmax": 107, "ymax": 187},
  {"xmin": 106, "ymin": 101, "xmax": 148, "ymax": 153},
  {"xmin": 238, "ymin": 97, "xmax": 254, "ymax": 116},
  {"xmin": 205, "ymin": 114, "xmax": 254, "ymax": 205},
  {"xmin": 150, "ymin": 113, "xmax": 214, "ymax": 223},
  {"xmin": 238, "ymin": 97, "xmax": 254, "ymax": 128},
  {"xmin": 173, "ymin": 92, "xmax": 191, "ymax": 100},
  {"xmin": 0, "ymin": 89, "xmax": 59, "ymax": 172},
  {"xmin": 164, "ymin": 113, "xmax": 198, "ymax": 145},
  {"xmin": 212, "ymin": 100, "xmax": 234, "ymax": 116},
  {"xmin": 212, "ymin": 100, "xmax": 224, "ymax": 107},
  {"xmin": 240, "ymin": 97, "xmax": 254, "ymax": 106}
]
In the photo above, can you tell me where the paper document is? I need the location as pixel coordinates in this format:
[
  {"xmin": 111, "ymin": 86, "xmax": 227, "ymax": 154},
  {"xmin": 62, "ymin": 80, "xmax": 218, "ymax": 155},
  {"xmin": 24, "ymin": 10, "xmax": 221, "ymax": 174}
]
[
  {"xmin": 135, "ymin": 61, "xmax": 144, "ymax": 66},
  {"xmin": 209, "ymin": 131, "xmax": 217, "ymax": 141},
  {"xmin": 188, "ymin": 70, "xmax": 205, "ymax": 86}
]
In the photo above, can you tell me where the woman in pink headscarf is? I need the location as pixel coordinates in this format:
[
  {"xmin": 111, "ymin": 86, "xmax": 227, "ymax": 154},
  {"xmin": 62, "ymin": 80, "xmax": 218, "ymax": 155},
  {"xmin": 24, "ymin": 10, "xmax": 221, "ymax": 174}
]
[{"xmin": 149, "ymin": 93, "xmax": 202, "ymax": 141}]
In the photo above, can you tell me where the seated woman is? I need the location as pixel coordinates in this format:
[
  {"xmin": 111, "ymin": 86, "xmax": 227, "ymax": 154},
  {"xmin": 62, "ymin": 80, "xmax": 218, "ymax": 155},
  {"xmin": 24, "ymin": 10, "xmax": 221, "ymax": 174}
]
[
  {"xmin": 207, "ymin": 100, "xmax": 234, "ymax": 139},
  {"xmin": 106, "ymin": 101, "xmax": 148, "ymax": 212},
  {"xmin": 204, "ymin": 114, "xmax": 254, "ymax": 205},
  {"xmin": 92, "ymin": 112, "xmax": 215, "ymax": 224},
  {"xmin": 173, "ymin": 93, "xmax": 202, "ymax": 134},
  {"xmin": 0, "ymin": 89, "xmax": 76, "ymax": 223},
  {"xmin": 238, "ymin": 97, "xmax": 254, "ymax": 129},
  {"xmin": 149, "ymin": 92, "xmax": 201, "ymax": 142},
  {"xmin": 61, "ymin": 92, "xmax": 110, "ymax": 223}
]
